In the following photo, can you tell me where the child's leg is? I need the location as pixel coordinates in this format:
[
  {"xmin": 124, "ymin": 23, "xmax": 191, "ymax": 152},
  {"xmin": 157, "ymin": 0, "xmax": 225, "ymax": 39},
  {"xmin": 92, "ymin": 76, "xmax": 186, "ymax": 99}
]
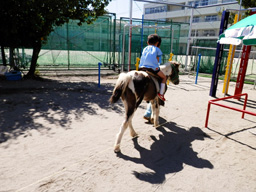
[
  {"xmin": 157, "ymin": 70, "xmax": 167, "ymax": 95},
  {"xmin": 143, "ymin": 103, "xmax": 152, "ymax": 120}
]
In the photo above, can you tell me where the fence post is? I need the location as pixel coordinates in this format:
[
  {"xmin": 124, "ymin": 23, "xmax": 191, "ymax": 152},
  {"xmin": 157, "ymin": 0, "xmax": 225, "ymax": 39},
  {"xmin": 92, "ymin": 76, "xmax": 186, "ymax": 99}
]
[
  {"xmin": 98, "ymin": 62, "xmax": 102, "ymax": 88},
  {"xmin": 195, "ymin": 54, "xmax": 201, "ymax": 84}
]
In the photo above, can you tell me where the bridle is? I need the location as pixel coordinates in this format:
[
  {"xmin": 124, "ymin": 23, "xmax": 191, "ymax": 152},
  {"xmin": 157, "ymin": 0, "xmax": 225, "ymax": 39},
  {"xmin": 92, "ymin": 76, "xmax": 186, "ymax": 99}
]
[{"xmin": 169, "ymin": 63, "xmax": 179, "ymax": 85}]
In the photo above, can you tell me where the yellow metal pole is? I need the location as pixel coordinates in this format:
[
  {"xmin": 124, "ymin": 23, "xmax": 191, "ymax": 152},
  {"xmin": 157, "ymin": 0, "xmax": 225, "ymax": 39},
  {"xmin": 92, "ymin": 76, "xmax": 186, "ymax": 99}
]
[
  {"xmin": 167, "ymin": 53, "xmax": 174, "ymax": 85},
  {"xmin": 222, "ymin": 14, "xmax": 240, "ymax": 94},
  {"xmin": 135, "ymin": 57, "xmax": 140, "ymax": 71},
  {"xmin": 169, "ymin": 53, "xmax": 174, "ymax": 61}
]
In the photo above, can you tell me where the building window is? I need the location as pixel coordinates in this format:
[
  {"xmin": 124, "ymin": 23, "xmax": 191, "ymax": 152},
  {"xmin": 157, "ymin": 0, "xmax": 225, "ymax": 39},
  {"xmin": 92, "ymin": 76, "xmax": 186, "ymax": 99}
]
[
  {"xmin": 205, "ymin": 15, "xmax": 218, "ymax": 22},
  {"xmin": 203, "ymin": 30, "xmax": 215, "ymax": 36},
  {"xmin": 209, "ymin": 0, "xmax": 218, "ymax": 4},
  {"xmin": 188, "ymin": 0, "xmax": 219, "ymax": 7},
  {"xmin": 200, "ymin": 0, "xmax": 209, "ymax": 6},
  {"xmin": 145, "ymin": 6, "xmax": 167, "ymax": 14},
  {"xmin": 222, "ymin": 0, "xmax": 236, "ymax": 2},
  {"xmin": 188, "ymin": 1, "xmax": 200, "ymax": 8},
  {"xmin": 191, "ymin": 30, "xmax": 199, "ymax": 37},
  {"xmin": 145, "ymin": 8, "xmax": 151, "ymax": 14},
  {"xmin": 193, "ymin": 16, "xmax": 200, "ymax": 23}
]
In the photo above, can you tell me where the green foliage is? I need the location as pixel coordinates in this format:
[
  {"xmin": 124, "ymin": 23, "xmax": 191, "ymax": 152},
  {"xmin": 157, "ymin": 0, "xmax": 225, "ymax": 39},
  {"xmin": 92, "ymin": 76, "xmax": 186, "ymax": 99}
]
[
  {"xmin": 237, "ymin": 0, "xmax": 256, "ymax": 8},
  {"xmin": 0, "ymin": 0, "xmax": 111, "ymax": 77},
  {"xmin": 0, "ymin": 0, "xmax": 111, "ymax": 48},
  {"xmin": 218, "ymin": 1, "xmax": 256, "ymax": 25},
  {"xmin": 237, "ymin": 0, "xmax": 256, "ymax": 17}
]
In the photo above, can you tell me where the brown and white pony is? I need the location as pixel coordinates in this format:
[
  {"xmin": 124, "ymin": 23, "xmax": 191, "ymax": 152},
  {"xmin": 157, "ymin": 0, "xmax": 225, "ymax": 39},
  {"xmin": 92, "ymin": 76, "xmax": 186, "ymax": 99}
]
[{"xmin": 109, "ymin": 61, "xmax": 180, "ymax": 153}]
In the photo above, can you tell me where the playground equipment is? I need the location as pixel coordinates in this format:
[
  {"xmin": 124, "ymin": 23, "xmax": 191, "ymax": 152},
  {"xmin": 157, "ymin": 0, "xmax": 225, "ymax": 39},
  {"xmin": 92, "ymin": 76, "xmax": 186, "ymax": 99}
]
[
  {"xmin": 205, "ymin": 93, "xmax": 256, "ymax": 128},
  {"xmin": 205, "ymin": 9, "xmax": 256, "ymax": 129},
  {"xmin": 190, "ymin": 45, "xmax": 256, "ymax": 85},
  {"xmin": 169, "ymin": 53, "xmax": 174, "ymax": 61},
  {"xmin": 210, "ymin": 8, "xmax": 256, "ymax": 97},
  {"xmin": 195, "ymin": 54, "xmax": 201, "ymax": 84},
  {"xmin": 135, "ymin": 57, "xmax": 140, "ymax": 71},
  {"xmin": 167, "ymin": 53, "xmax": 174, "ymax": 85},
  {"xmin": 222, "ymin": 14, "xmax": 240, "ymax": 95}
]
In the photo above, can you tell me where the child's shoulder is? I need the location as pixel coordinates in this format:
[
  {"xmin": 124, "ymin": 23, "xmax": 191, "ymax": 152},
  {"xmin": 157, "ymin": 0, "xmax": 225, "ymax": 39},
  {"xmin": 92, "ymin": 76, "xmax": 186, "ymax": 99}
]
[{"xmin": 145, "ymin": 45, "xmax": 157, "ymax": 50}]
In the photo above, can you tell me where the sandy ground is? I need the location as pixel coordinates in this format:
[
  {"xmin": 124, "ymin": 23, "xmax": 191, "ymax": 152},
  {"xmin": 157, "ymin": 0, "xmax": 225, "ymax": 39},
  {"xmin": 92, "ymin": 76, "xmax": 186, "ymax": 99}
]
[{"xmin": 0, "ymin": 73, "xmax": 255, "ymax": 192}]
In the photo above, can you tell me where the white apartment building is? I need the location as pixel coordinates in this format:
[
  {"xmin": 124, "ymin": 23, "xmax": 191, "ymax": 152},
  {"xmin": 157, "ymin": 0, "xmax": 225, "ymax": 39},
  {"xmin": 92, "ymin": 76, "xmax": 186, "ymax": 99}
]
[{"xmin": 143, "ymin": 0, "xmax": 241, "ymax": 40}]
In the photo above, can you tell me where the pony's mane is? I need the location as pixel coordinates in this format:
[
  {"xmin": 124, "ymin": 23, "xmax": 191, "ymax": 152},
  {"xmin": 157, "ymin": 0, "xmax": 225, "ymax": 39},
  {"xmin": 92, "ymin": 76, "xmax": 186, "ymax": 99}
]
[
  {"xmin": 160, "ymin": 61, "xmax": 180, "ymax": 76},
  {"xmin": 160, "ymin": 61, "xmax": 172, "ymax": 75}
]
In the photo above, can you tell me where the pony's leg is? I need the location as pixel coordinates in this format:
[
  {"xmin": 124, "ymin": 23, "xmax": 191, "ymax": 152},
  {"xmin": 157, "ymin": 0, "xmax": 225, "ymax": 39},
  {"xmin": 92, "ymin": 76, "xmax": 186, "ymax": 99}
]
[
  {"xmin": 114, "ymin": 120, "xmax": 129, "ymax": 153},
  {"xmin": 114, "ymin": 96, "xmax": 136, "ymax": 153},
  {"xmin": 155, "ymin": 103, "xmax": 160, "ymax": 127},
  {"xmin": 149, "ymin": 103, "xmax": 154, "ymax": 124},
  {"xmin": 151, "ymin": 100, "xmax": 159, "ymax": 127},
  {"xmin": 128, "ymin": 113, "xmax": 137, "ymax": 138}
]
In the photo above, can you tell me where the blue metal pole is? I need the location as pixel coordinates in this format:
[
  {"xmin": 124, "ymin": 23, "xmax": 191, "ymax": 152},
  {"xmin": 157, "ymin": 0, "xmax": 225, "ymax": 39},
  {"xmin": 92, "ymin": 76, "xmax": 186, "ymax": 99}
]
[
  {"xmin": 98, "ymin": 62, "xmax": 102, "ymax": 88},
  {"xmin": 195, "ymin": 54, "xmax": 201, "ymax": 84},
  {"xmin": 210, "ymin": 10, "xmax": 230, "ymax": 97},
  {"xmin": 141, "ymin": 14, "xmax": 144, "ymax": 56}
]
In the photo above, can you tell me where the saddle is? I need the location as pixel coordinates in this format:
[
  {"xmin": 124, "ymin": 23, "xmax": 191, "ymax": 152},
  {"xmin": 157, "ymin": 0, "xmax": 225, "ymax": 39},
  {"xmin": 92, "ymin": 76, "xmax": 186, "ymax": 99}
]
[
  {"xmin": 138, "ymin": 68, "xmax": 161, "ymax": 81},
  {"xmin": 138, "ymin": 68, "xmax": 165, "ymax": 106}
]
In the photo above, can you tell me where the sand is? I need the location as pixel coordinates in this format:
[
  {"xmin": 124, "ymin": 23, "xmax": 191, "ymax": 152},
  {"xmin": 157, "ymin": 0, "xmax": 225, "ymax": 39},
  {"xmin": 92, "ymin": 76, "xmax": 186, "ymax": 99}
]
[{"xmin": 0, "ymin": 74, "xmax": 255, "ymax": 192}]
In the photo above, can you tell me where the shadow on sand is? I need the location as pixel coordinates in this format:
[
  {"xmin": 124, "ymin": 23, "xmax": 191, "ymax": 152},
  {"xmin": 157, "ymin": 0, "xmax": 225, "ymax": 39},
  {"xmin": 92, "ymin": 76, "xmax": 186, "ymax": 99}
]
[
  {"xmin": 0, "ymin": 78, "xmax": 122, "ymax": 144},
  {"xmin": 117, "ymin": 121, "xmax": 213, "ymax": 184}
]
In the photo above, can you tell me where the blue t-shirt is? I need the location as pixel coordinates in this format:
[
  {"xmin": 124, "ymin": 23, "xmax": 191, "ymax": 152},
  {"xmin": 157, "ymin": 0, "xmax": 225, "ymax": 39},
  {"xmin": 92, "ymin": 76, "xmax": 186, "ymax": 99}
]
[{"xmin": 139, "ymin": 45, "xmax": 162, "ymax": 71}]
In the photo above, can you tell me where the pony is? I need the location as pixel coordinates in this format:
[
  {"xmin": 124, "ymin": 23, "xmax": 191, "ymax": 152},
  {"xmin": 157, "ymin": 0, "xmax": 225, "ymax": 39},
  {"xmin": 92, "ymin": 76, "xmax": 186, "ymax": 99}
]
[{"xmin": 109, "ymin": 61, "xmax": 180, "ymax": 153}]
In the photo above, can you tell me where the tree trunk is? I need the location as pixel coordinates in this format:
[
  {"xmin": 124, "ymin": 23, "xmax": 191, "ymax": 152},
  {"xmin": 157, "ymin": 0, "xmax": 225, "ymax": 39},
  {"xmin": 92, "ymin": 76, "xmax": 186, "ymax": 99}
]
[
  {"xmin": 1, "ymin": 46, "xmax": 7, "ymax": 66},
  {"xmin": 9, "ymin": 47, "xmax": 15, "ymax": 68},
  {"xmin": 26, "ymin": 40, "xmax": 41, "ymax": 78}
]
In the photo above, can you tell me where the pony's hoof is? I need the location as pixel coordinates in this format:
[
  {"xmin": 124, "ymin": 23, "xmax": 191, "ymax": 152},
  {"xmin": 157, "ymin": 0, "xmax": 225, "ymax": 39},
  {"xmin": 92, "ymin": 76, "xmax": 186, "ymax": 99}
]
[
  {"xmin": 114, "ymin": 145, "xmax": 121, "ymax": 153},
  {"xmin": 153, "ymin": 122, "xmax": 159, "ymax": 127}
]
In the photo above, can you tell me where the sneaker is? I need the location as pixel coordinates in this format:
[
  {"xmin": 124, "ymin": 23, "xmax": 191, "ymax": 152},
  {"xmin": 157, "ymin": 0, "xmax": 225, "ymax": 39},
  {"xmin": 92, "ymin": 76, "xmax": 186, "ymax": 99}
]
[
  {"xmin": 143, "ymin": 115, "xmax": 150, "ymax": 121},
  {"xmin": 157, "ymin": 93, "xmax": 166, "ymax": 101}
]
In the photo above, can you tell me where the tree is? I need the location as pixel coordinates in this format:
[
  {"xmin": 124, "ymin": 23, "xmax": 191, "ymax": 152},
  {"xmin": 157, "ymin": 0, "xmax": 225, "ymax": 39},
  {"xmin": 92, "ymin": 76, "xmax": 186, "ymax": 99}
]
[
  {"xmin": 237, "ymin": 0, "xmax": 256, "ymax": 17},
  {"xmin": 0, "ymin": 0, "xmax": 111, "ymax": 78},
  {"xmin": 237, "ymin": 0, "xmax": 256, "ymax": 8},
  {"xmin": 219, "ymin": 1, "xmax": 256, "ymax": 26}
]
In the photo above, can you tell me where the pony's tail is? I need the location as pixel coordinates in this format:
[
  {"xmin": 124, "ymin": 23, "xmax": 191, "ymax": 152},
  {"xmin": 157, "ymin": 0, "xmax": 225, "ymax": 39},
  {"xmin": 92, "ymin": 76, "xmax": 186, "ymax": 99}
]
[{"xmin": 109, "ymin": 73, "xmax": 131, "ymax": 104}]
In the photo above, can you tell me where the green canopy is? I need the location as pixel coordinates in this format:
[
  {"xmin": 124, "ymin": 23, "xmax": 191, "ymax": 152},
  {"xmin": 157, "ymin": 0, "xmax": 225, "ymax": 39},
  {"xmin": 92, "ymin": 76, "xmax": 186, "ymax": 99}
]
[{"xmin": 218, "ymin": 14, "xmax": 256, "ymax": 45}]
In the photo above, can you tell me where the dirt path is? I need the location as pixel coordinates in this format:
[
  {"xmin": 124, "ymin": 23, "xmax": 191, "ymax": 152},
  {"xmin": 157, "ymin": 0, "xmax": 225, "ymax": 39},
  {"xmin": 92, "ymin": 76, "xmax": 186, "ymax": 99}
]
[{"xmin": 0, "ymin": 74, "xmax": 255, "ymax": 192}]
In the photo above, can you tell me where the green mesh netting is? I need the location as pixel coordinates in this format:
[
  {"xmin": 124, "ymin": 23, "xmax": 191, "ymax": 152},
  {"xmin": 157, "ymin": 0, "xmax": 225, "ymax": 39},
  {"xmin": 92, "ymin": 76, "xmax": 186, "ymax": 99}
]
[
  {"xmin": 190, "ymin": 39, "xmax": 230, "ymax": 74},
  {"xmin": 39, "ymin": 15, "xmax": 116, "ymax": 69},
  {"xmin": 118, "ymin": 17, "xmax": 189, "ymax": 70},
  {"xmin": 5, "ymin": 15, "xmax": 189, "ymax": 71}
]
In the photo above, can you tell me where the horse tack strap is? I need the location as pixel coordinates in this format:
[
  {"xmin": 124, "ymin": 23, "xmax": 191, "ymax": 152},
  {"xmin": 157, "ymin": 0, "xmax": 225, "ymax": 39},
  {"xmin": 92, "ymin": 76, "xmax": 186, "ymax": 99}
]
[{"xmin": 138, "ymin": 68, "xmax": 161, "ymax": 80}]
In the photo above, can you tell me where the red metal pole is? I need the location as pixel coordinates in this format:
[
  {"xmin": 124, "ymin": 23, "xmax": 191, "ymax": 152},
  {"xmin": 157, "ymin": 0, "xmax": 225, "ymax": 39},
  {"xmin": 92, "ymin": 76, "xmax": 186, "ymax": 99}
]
[
  {"xmin": 242, "ymin": 93, "xmax": 248, "ymax": 118},
  {"xmin": 204, "ymin": 93, "xmax": 256, "ymax": 128},
  {"xmin": 205, "ymin": 102, "xmax": 211, "ymax": 128}
]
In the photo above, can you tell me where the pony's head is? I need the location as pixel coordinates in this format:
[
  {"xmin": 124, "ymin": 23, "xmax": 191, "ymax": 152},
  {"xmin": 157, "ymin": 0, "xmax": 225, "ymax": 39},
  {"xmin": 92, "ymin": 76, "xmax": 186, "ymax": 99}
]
[
  {"xmin": 162, "ymin": 61, "xmax": 180, "ymax": 85},
  {"xmin": 169, "ymin": 61, "xmax": 180, "ymax": 85}
]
